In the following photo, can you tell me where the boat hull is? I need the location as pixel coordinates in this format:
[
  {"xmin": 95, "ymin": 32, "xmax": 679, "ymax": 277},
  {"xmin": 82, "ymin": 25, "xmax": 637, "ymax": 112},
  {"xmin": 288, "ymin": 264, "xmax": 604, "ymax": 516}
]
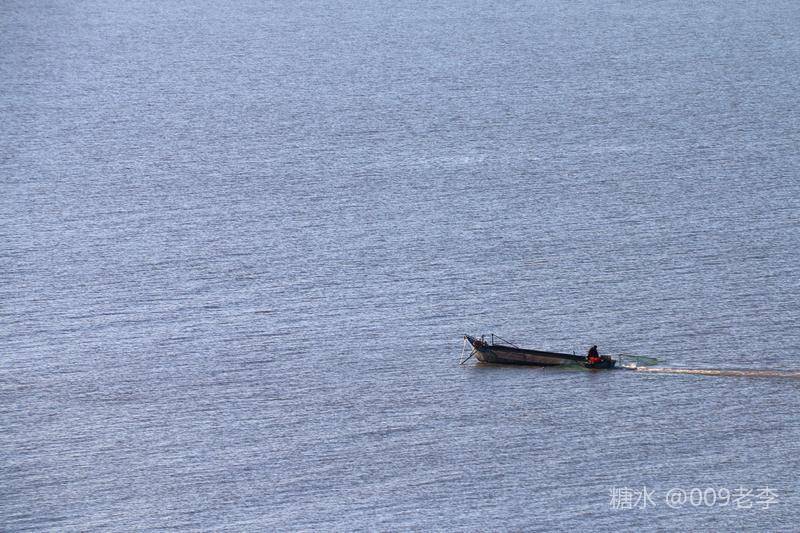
[{"xmin": 466, "ymin": 336, "xmax": 586, "ymax": 367}]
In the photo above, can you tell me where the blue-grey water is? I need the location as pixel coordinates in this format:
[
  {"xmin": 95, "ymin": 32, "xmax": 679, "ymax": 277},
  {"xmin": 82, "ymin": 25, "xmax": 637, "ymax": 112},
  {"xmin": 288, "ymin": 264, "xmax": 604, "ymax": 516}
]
[{"xmin": 3, "ymin": 0, "xmax": 800, "ymax": 530}]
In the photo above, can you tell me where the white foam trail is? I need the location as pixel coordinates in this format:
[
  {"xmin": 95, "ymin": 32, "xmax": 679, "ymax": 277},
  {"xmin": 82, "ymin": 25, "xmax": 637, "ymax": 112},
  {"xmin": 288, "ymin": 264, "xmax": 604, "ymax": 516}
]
[{"xmin": 634, "ymin": 367, "xmax": 800, "ymax": 379}]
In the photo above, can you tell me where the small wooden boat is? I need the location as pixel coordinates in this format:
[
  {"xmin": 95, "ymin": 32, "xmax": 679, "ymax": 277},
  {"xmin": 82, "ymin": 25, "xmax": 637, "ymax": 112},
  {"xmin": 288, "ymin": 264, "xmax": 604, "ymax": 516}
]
[{"xmin": 463, "ymin": 334, "xmax": 616, "ymax": 369}]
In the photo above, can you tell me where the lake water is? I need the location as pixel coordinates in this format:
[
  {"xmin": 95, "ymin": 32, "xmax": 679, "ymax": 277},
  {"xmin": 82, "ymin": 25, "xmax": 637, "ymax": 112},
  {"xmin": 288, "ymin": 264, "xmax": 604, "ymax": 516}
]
[{"xmin": 3, "ymin": 0, "xmax": 800, "ymax": 530}]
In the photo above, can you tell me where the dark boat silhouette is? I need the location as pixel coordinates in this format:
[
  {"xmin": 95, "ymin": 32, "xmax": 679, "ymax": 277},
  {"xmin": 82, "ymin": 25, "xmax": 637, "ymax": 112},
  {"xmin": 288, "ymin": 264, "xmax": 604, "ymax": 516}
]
[{"xmin": 463, "ymin": 335, "xmax": 616, "ymax": 369}]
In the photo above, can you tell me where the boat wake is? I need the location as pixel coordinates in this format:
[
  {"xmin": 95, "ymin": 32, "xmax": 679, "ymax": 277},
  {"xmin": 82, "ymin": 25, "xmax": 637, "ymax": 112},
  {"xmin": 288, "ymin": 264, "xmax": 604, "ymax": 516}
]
[{"xmin": 631, "ymin": 367, "xmax": 800, "ymax": 379}]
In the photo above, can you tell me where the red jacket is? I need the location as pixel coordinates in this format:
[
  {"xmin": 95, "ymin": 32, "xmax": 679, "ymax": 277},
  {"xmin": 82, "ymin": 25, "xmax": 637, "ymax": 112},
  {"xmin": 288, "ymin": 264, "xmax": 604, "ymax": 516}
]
[{"xmin": 587, "ymin": 346, "xmax": 600, "ymax": 363}]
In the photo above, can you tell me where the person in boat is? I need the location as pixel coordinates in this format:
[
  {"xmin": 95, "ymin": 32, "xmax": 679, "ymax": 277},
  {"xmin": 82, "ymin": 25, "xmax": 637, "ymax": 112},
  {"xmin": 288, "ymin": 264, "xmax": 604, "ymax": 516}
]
[{"xmin": 586, "ymin": 345, "xmax": 601, "ymax": 365}]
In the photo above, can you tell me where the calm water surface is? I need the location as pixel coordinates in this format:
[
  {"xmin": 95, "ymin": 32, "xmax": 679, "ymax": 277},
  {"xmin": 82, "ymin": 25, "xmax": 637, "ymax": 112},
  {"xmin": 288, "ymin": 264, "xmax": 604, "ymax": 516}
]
[{"xmin": 3, "ymin": 0, "xmax": 800, "ymax": 530}]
